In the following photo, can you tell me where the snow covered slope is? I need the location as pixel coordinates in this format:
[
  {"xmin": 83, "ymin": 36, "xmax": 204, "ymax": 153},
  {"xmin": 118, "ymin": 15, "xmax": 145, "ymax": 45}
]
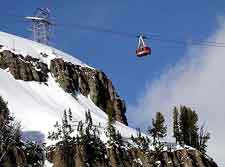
[
  {"xmin": 0, "ymin": 31, "xmax": 137, "ymax": 144},
  {"xmin": 0, "ymin": 31, "xmax": 90, "ymax": 68}
]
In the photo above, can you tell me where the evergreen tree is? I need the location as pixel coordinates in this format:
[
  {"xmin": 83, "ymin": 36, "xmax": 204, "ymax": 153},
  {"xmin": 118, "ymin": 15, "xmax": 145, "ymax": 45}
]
[
  {"xmin": 24, "ymin": 141, "xmax": 44, "ymax": 167},
  {"xmin": 0, "ymin": 97, "xmax": 21, "ymax": 164},
  {"xmin": 148, "ymin": 112, "xmax": 167, "ymax": 142},
  {"xmin": 106, "ymin": 121, "xmax": 118, "ymax": 146},
  {"xmin": 0, "ymin": 96, "xmax": 9, "ymax": 115},
  {"xmin": 130, "ymin": 128, "xmax": 150, "ymax": 152},
  {"xmin": 179, "ymin": 106, "xmax": 199, "ymax": 147},
  {"xmin": 85, "ymin": 110, "xmax": 93, "ymax": 134},
  {"xmin": 78, "ymin": 111, "xmax": 107, "ymax": 165},
  {"xmin": 136, "ymin": 128, "xmax": 142, "ymax": 139},
  {"xmin": 106, "ymin": 103, "xmax": 124, "ymax": 147},
  {"xmin": 173, "ymin": 105, "xmax": 211, "ymax": 153},
  {"xmin": 48, "ymin": 109, "xmax": 74, "ymax": 143},
  {"xmin": 0, "ymin": 96, "xmax": 45, "ymax": 165},
  {"xmin": 77, "ymin": 120, "xmax": 84, "ymax": 138},
  {"xmin": 68, "ymin": 108, "xmax": 73, "ymax": 122},
  {"xmin": 148, "ymin": 112, "xmax": 167, "ymax": 152},
  {"xmin": 197, "ymin": 125, "xmax": 210, "ymax": 154},
  {"xmin": 173, "ymin": 107, "xmax": 180, "ymax": 144}
]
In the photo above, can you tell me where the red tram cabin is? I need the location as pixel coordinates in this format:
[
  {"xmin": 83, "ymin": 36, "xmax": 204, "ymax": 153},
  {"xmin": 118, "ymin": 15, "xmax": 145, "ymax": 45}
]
[{"xmin": 136, "ymin": 35, "xmax": 151, "ymax": 57}]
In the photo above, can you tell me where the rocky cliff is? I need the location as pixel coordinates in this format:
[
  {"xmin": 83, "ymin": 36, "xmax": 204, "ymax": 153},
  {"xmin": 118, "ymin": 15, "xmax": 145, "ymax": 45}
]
[
  {"xmin": 0, "ymin": 50, "xmax": 127, "ymax": 125},
  {"xmin": 50, "ymin": 58, "xmax": 127, "ymax": 125},
  {"xmin": 47, "ymin": 143, "xmax": 218, "ymax": 167},
  {"xmin": 0, "ymin": 50, "xmax": 49, "ymax": 82},
  {"xmin": 0, "ymin": 44, "xmax": 219, "ymax": 167}
]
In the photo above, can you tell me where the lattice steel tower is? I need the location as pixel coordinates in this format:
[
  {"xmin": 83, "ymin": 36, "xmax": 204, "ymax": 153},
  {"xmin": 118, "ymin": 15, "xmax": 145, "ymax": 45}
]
[{"xmin": 25, "ymin": 8, "xmax": 53, "ymax": 45}]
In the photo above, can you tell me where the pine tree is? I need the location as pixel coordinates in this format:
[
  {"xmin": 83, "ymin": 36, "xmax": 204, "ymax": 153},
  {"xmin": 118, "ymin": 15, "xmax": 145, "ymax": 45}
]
[
  {"xmin": 77, "ymin": 111, "xmax": 107, "ymax": 165},
  {"xmin": 197, "ymin": 125, "xmax": 210, "ymax": 154},
  {"xmin": 173, "ymin": 107, "xmax": 180, "ymax": 144},
  {"xmin": 148, "ymin": 112, "xmax": 167, "ymax": 142},
  {"xmin": 0, "ymin": 96, "xmax": 9, "ymax": 115},
  {"xmin": 48, "ymin": 109, "xmax": 74, "ymax": 143},
  {"xmin": 77, "ymin": 120, "xmax": 84, "ymax": 137},
  {"xmin": 174, "ymin": 105, "xmax": 210, "ymax": 153},
  {"xmin": 68, "ymin": 108, "xmax": 73, "ymax": 122},
  {"xmin": 24, "ymin": 141, "xmax": 44, "ymax": 167},
  {"xmin": 115, "ymin": 130, "xmax": 124, "ymax": 146},
  {"xmin": 86, "ymin": 110, "xmax": 93, "ymax": 131},
  {"xmin": 179, "ymin": 106, "xmax": 199, "ymax": 147},
  {"xmin": 106, "ymin": 104, "xmax": 124, "ymax": 147},
  {"xmin": 106, "ymin": 121, "xmax": 117, "ymax": 146},
  {"xmin": 130, "ymin": 128, "xmax": 150, "ymax": 152},
  {"xmin": 0, "ymin": 97, "xmax": 22, "ymax": 164},
  {"xmin": 148, "ymin": 112, "xmax": 167, "ymax": 152},
  {"xmin": 0, "ymin": 96, "xmax": 10, "ymax": 129}
]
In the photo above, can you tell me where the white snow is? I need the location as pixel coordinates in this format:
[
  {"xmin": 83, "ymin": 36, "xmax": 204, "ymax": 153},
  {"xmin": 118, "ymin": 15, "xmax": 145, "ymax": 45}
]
[
  {"xmin": 0, "ymin": 31, "xmax": 91, "ymax": 68},
  {"xmin": 0, "ymin": 31, "xmax": 139, "ymax": 145},
  {"xmin": 0, "ymin": 69, "xmax": 138, "ymax": 144},
  {"xmin": 133, "ymin": 158, "xmax": 143, "ymax": 165},
  {"xmin": 44, "ymin": 160, "xmax": 53, "ymax": 167}
]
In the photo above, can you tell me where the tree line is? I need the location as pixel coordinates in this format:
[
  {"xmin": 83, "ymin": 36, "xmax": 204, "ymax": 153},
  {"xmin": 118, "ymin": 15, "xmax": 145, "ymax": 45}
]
[
  {"xmin": 48, "ymin": 105, "xmax": 211, "ymax": 156},
  {"xmin": 0, "ymin": 95, "xmax": 211, "ymax": 166}
]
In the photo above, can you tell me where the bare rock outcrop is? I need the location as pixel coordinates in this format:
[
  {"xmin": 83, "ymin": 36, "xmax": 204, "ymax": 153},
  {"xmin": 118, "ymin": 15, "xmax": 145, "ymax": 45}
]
[
  {"xmin": 0, "ymin": 50, "xmax": 48, "ymax": 82},
  {"xmin": 50, "ymin": 58, "xmax": 127, "ymax": 125},
  {"xmin": 0, "ymin": 50, "xmax": 127, "ymax": 125},
  {"xmin": 47, "ymin": 143, "xmax": 218, "ymax": 167}
]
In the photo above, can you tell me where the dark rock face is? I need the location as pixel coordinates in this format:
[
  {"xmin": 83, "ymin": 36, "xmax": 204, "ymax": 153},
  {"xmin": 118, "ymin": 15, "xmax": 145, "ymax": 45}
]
[
  {"xmin": 0, "ymin": 50, "xmax": 128, "ymax": 125},
  {"xmin": 47, "ymin": 144, "xmax": 218, "ymax": 167},
  {"xmin": 50, "ymin": 58, "xmax": 128, "ymax": 125},
  {"xmin": 47, "ymin": 144, "xmax": 108, "ymax": 167},
  {"xmin": 0, "ymin": 147, "xmax": 27, "ymax": 167},
  {"xmin": 0, "ymin": 50, "xmax": 49, "ymax": 82}
]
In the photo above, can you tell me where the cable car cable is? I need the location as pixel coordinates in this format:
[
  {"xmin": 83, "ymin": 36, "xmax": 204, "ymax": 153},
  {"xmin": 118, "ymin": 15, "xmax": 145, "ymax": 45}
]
[
  {"xmin": 55, "ymin": 22, "xmax": 225, "ymax": 48},
  {"xmin": 2, "ymin": 13, "xmax": 225, "ymax": 48}
]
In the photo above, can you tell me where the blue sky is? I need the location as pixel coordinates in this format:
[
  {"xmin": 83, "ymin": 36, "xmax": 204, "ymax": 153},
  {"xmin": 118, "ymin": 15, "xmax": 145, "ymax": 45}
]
[
  {"xmin": 1, "ymin": 0, "xmax": 224, "ymax": 105},
  {"xmin": 1, "ymin": 1, "xmax": 225, "ymax": 165}
]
